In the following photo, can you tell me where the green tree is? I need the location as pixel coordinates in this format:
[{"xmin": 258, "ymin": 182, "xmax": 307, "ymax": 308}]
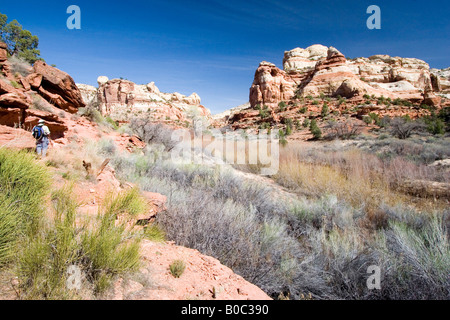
[
  {"xmin": 0, "ymin": 12, "xmax": 42, "ymax": 64},
  {"xmin": 321, "ymin": 103, "xmax": 329, "ymax": 118},
  {"xmin": 309, "ymin": 119, "xmax": 322, "ymax": 140}
]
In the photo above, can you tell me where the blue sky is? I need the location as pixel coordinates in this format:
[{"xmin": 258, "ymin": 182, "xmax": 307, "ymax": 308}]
[{"xmin": 1, "ymin": 0, "xmax": 449, "ymax": 113}]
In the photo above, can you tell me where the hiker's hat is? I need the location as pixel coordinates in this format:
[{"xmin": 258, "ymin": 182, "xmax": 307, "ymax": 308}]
[{"xmin": 38, "ymin": 119, "xmax": 45, "ymax": 124}]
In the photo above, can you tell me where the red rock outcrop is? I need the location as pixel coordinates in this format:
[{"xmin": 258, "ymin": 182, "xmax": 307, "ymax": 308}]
[
  {"xmin": 33, "ymin": 60, "xmax": 85, "ymax": 113},
  {"xmin": 249, "ymin": 61, "xmax": 296, "ymax": 108},
  {"xmin": 0, "ymin": 41, "xmax": 85, "ymax": 139},
  {"xmin": 82, "ymin": 76, "xmax": 211, "ymax": 125},
  {"xmin": 249, "ymin": 44, "xmax": 446, "ymax": 110}
]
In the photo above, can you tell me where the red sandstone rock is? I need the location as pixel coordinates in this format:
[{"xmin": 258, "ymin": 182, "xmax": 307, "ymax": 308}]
[
  {"xmin": 33, "ymin": 60, "xmax": 85, "ymax": 112},
  {"xmin": 0, "ymin": 124, "xmax": 35, "ymax": 150},
  {"xmin": 26, "ymin": 73, "xmax": 43, "ymax": 89},
  {"xmin": 108, "ymin": 240, "xmax": 272, "ymax": 300},
  {"xmin": 249, "ymin": 61, "xmax": 296, "ymax": 108}
]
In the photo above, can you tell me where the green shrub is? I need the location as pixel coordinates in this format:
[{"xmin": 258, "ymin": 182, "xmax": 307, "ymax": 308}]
[
  {"xmin": 303, "ymin": 118, "xmax": 310, "ymax": 128},
  {"xmin": 278, "ymin": 129, "xmax": 288, "ymax": 146},
  {"xmin": 143, "ymin": 224, "xmax": 166, "ymax": 242},
  {"xmin": 309, "ymin": 119, "xmax": 322, "ymax": 140},
  {"xmin": 321, "ymin": 103, "xmax": 329, "ymax": 118},
  {"xmin": 17, "ymin": 185, "xmax": 147, "ymax": 298},
  {"xmin": 81, "ymin": 188, "xmax": 146, "ymax": 293},
  {"xmin": 105, "ymin": 116, "xmax": 119, "ymax": 130},
  {"xmin": 257, "ymin": 105, "xmax": 270, "ymax": 119},
  {"xmin": 169, "ymin": 260, "xmax": 186, "ymax": 278},
  {"xmin": 362, "ymin": 115, "xmax": 373, "ymax": 125},
  {"xmin": 0, "ymin": 149, "xmax": 50, "ymax": 264},
  {"xmin": 298, "ymin": 106, "xmax": 308, "ymax": 114},
  {"xmin": 17, "ymin": 185, "xmax": 79, "ymax": 299}
]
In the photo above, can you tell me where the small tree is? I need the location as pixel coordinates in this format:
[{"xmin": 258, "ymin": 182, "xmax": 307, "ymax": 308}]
[
  {"xmin": 321, "ymin": 103, "xmax": 329, "ymax": 118},
  {"xmin": 309, "ymin": 119, "xmax": 322, "ymax": 140},
  {"xmin": 0, "ymin": 12, "xmax": 42, "ymax": 64},
  {"xmin": 388, "ymin": 117, "xmax": 424, "ymax": 139},
  {"xmin": 278, "ymin": 129, "xmax": 288, "ymax": 146}
]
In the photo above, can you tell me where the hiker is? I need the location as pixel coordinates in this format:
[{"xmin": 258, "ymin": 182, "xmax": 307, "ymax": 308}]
[{"xmin": 32, "ymin": 119, "xmax": 51, "ymax": 158}]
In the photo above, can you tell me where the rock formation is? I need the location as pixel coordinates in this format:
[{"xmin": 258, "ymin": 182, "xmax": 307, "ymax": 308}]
[
  {"xmin": 249, "ymin": 44, "xmax": 445, "ymax": 109},
  {"xmin": 0, "ymin": 41, "xmax": 85, "ymax": 139},
  {"xmin": 249, "ymin": 61, "xmax": 296, "ymax": 108},
  {"xmin": 77, "ymin": 76, "xmax": 211, "ymax": 124}
]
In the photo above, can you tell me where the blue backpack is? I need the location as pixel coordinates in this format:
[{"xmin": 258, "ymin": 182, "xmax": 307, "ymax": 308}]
[{"xmin": 32, "ymin": 126, "xmax": 44, "ymax": 140}]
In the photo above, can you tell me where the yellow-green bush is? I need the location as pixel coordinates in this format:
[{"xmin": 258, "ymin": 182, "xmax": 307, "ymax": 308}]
[{"xmin": 0, "ymin": 148, "xmax": 50, "ymax": 265}]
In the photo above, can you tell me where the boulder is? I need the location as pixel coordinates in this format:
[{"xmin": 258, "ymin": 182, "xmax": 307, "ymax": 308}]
[
  {"xmin": 0, "ymin": 92, "xmax": 31, "ymax": 109},
  {"xmin": 146, "ymin": 82, "xmax": 160, "ymax": 94},
  {"xmin": 33, "ymin": 61, "xmax": 85, "ymax": 112},
  {"xmin": 97, "ymin": 76, "xmax": 109, "ymax": 86},
  {"xmin": 26, "ymin": 73, "xmax": 43, "ymax": 89}
]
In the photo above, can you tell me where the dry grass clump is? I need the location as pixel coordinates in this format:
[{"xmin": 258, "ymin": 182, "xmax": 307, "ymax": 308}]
[
  {"xmin": 169, "ymin": 260, "xmax": 186, "ymax": 278},
  {"xmin": 273, "ymin": 142, "xmax": 449, "ymax": 211},
  {"xmin": 274, "ymin": 146, "xmax": 402, "ymax": 212}
]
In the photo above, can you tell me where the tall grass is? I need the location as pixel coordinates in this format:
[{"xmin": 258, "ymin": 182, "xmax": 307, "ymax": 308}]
[
  {"xmin": 0, "ymin": 148, "xmax": 149, "ymax": 299},
  {"xmin": 16, "ymin": 185, "xmax": 148, "ymax": 299},
  {"xmin": 0, "ymin": 149, "xmax": 51, "ymax": 264}
]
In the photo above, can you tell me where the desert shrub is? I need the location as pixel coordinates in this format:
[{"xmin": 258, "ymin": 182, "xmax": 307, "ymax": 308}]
[
  {"xmin": 7, "ymin": 55, "xmax": 32, "ymax": 77},
  {"xmin": 77, "ymin": 102, "xmax": 105, "ymax": 125},
  {"xmin": 309, "ymin": 119, "xmax": 322, "ymax": 140},
  {"xmin": 257, "ymin": 104, "xmax": 270, "ymax": 119},
  {"xmin": 130, "ymin": 117, "xmax": 179, "ymax": 151},
  {"xmin": 278, "ymin": 101, "xmax": 287, "ymax": 112},
  {"xmin": 284, "ymin": 118, "xmax": 293, "ymax": 136},
  {"xmin": 324, "ymin": 119, "xmax": 362, "ymax": 139},
  {"xmin": 278, "ymin": 129, "xmax": 288, "ymax": 146},
  {"xmin": 364, "ymin": 137, "xmax": 450, "ymax": 168},
  {"xmin": 303, "ymin": 118, "xmax": 310, "ymax": 128},
  {"xmin": 16, "ymin": 185, "xmax": 147, "ymax": 299},
  {"xmin": 437, "ymin": 107, "xmax": 450, "ymax": 131},
  {"xmin": 388, "ymin": 117, "xmax": 425, "ymax": 139},
  {"xmin": 423, "ymin": 115, "xmax": 445, "ymax": 135},
  {"xmin": 17, "ymin": 185, "xmax": 80, "ymax": 299},
  {"xmin": 80, "ymin": 188, "xmax": 146, "ymax": 293},
  {"xmin": 321, "ymin": 103, "xmax": 329, "ymax": 117},
  {"xmin": 31, "ymin": 94, "xmax": 53, "ymax": 113},
  {"xmin": 377, "ymin": 214, "xmax": 450, "ymax": 299},
  {"xmin": 98, "ymin": 138, "xmax": 117, "ymax": 156},
  {"xmin": 298, "ymin": 106, "xmax": 308, "ymax": 114},
  {"xmin": 143, "ymin": 224, "xmax": 166, "ymax": 242},
  {"xmin": 362, "ymin": 115, "xmax": 372, "ymax": 125},
  {"xmin": 169, "ymin": 260, "xmax": 186, "ymax": 278},
  {"xmin": 0, "ymin": 149, "xmax": 50, "ymax": 264},
  {"xmin": 105, "ymin": 116, "xmax": 119, "ymax": 130}
]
